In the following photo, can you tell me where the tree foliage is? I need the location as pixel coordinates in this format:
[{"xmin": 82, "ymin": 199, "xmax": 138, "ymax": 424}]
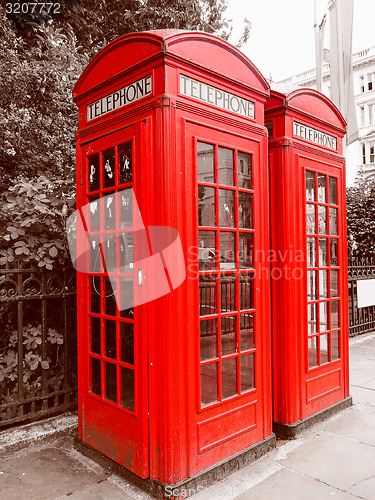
[{"xmin": 346, "ymin": 178, "xmax": 375, "ymax": 257}]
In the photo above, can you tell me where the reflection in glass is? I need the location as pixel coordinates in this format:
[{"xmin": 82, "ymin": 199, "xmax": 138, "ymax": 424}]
[
  {"xmin": 241, "ymin": 354, "xmax": 255, "ymax": 392},
  {"xmin": 318, "ymin": 206, "xmax": 327, "ymax": 234},
  {"xmin": 90, "ymin": 236, "xmax": 101, "ymax": 273},
  {"xmin": 201, "ymin": 363, "xmax": 218, "ymax": 406},
  {"xmin": 307, "ymin": 237, "xmax": 316, "ymax": 268},
  {"xmin": 91, "ymin": 357, "xmax": 101, "ymax": 396},
  {"xmin": 220, "ymin": 232, "xmax": 235, "ymax": 270},
  {"xmin": 307, "ymin": 271, "xmax": 317, "ymax": 301},
  {"xmin": 221, "ymin": 274, "xmax": 236, "ymax": 312},
  {"xmin": 121, "ymin": 367, "xmax": 135, "ymax": 411},
  {"xmin": 198, "ymin": 142, "xmax": 215, "ymax": 183},
  {"xmin": 331, "ymin": 300, "xmax": 340, "ymax": 329},
  {"xmin": 319, "ymin": 270, "xmax": 328, "ymax": 299},
  {"xmin": 121, "ymin": 188, "xmax": 133, "ymax": 228},
  {"xmin": 199, "ymin": 231, "xmax": 216, "ymax": 270},
  {"xmin": 121, "ymin": 322, "xmax": 134, "ymax": 365},
  {"xmin": 88, "ymin": 153, "xmax": 100, "ymax": 192},
  {"xmin": 240, "ymin": 314, "xmax": 254, "ymax": 351},
  {"xmin": 319, "ymin": 239, "xmax": 328, "ymax": 267},
  {"xmin": 318, "ymin": 174, "xmax": 327, "ymax": 203},
  {"xmin": 104, "ymin": 192, "xmax": 116, "ymax": 230},
  {"xmin": 330, "ymin": 208, "xmax": 338, "ymax": 235},
  {"xmin": 199, "ymin": 275, "xmax": 217, "ymax": 316},
  {"xmin": 306, "ymin": 204, "xmax": 316, "ymax": 234},
  {"xmin": 320, "ymin": 302, "xmax": 328, "ymax": 332},
  {"xmin": 90, "ymin": 278, "xmax": 101, "ymax": 314},
  {"xmin": 306, "ymin": 171, "xmax": 316, "ymax": 201},
  {"xmin": 118, "ymin": 142, "xmax": 132, "ymax": 184},
  {"xmin": 239, "ymin": 233, "xmax": 254, "ymax": 269},
  {"xmin": 308, "ymin": 337, "xmax": 318, "ymax": 368},
  {"xmin": 105, "ymin": 276, "xmax": 117, "ymax": 316},
  {"xmin": 332, "ymin": 331, "xmax": 340, "ymax": 360},
  {"xmin": 222, "ymin": 358, "xmax": 238, "ymax": 399},
  {"xmin": 330, "ymin": 239, "xmax": 339, "ymax": 266},
  {"xmin": 219, "ymin": 189, "xmax": 235, "ymax": 227},
  {"xmin": 329, "ymin": 177, "xmax": 337, "ymax": 205},
  {"xmin": 103, "ymin": 148, "xmax": 116, "ymax": 188},
  {"xmin": 218, "ymin": 147, "xmax": 234, "ymax": 186},
  {"xmin": 200, "ymin": 319, "xmax": 218, "ymax": 361},
  {"xmin": 119, "ymin": 232, "xmax": 133, "ymax": 272},
  {"xmin": 90, "ymin": 317, "xmax": 101, "ymax": 355},
  {"xmin": 198, "ymin": 186, "xmax": 216, "ymax": 227},
  {"xmin": 240, "ymin": 274, "xmax": 254, "ymax": 310},
  {"xmin": 320, "ymin": 334, "xmax": 329, "ymax": 364},
  {"xmin": 331, "ymin": 270, "xmax": 339, "ymax": 297},
  {"xmin": 239, "ymin": 192, "xmax": 253, "ymax": 228},
  {"xmin": 120, "ymin": 277, "xmax": 134, "ymax": 319},
  {"xmin": 104, "ymin": 237, "xmax": 116, "ymax": 273},
  {"xmin": 308, "ymin": 303, "xmax": 318, "ymax": 335},
  {"xmin": 221, "ymin": 316, "xmax": 237, "ymax": 355},
  {"xmin": 105, "ymin": 320, "xmax": 117, "ymax": 359},
  {"xmin": 90, "ymin": 195, "xmax": 100, "ymax": 232},
  {"xmin": 238, "ymin": 152, "xmax": 252, "ymax": 189}
]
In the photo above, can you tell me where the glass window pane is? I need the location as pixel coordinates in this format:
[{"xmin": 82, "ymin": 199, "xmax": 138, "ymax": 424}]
[
  {"xmin": 331, "ymin": 301, "xmax": 340, "ymax": 329},
  {"xmin": 307, "ymin": 270, "xmax": 317, "ymax": 301},
  {"xmin": 332, "ymin": 331, "xmax": 340, "ymax": 360},
  {"xmin": 331, "ymin": 270, "xmax": 339, "ymax": 297},
  {"xmin": 103, "ymin": 148, "xmax": 116, "ymax": 188},
  {"xmin": 330, "ymin": 239, "xmax": 339, "ymax": 266},
  {"xmin": 121, "ymin": 367, "xmax": 134, "ymax": 411},
  {"xmin": 119, "ymin": 232, "xmax": 133, "ymax": 273},
  {"xmin": 319, "ymin": 270, "xmax": 328, "ymax": 299},
  {"xmin": 120, "ymin": 322, "xmax": 134, "ymax": 365},
  {"xmin": 318, "ymin": 174, "xmax": 327, "ymax": 203},
  {"xmin": 221, "ymin": 315, "xmax": 237, "ymax": 355},
  {"xmin": 105, "ymin": 320, "xmax": 117, "ymax": 359},
  {"xmin": 118, "ymin": 142, "xmax": 132, "ymax": 185},
  {"xmin": 218, "ymin": 147, "xmax": 234, "ymax": 186},
  {"xmin": 221, "ymin": 274, "xmax": 236, "ymax": 312},
  {"xmin": 239, "ymin": 233, "xmax": 254, "ymax": 269},
  {"xmin": 240, "ymin": 274, "xmax": 254, "ymax": 310},
  {"xmin": 241, "ymin": 353, "xmax": 255, "ymax": 392},
  {"xmin": 105, "ymin": 276, "xmax": 117, "ymax": 316},
  {"xmin": 89, "ymin": 195, "xmax": 100, "ymax": 232},
  {"xmin": 91, "ymin": 357, "xmax": 101, "ymax": 396},
  {"xmin": 306, "ymin": 204, "xmax": 316, "ymax": 234},
  {"xmin": 90, "ymin": 317, "xmax": 101, "ymax": 355},
  {"xmin": 222, "ymin": 358, "xmax": 238, "ymax": 399},
  {"xmin": 306, "ymin": 171, "xmax": 316, "ymax": 201},
  {"xmin": 319, "ymin": 239, "xmax": 328, "ymax": 267},
  {"xmin": 199, "ymin": 275, "xmax": 217, "ymax": 316},
  {"xmin": 200, "ymin": 319, "xmax": 218, "ymax": 361},
  {"xmin": 330, "ymin": 208, "xmax": 338, "ymax": 235},
  {"xmin": 105, "ymin": 362, "xmax": 117, "ymax": 403},
  {"xmin": 104, "ymin": 192, "xmax": 116, "ymax": 230},
  {"xmin": 201, "ymin": 363, "xmax": 218, "ymax": 406},
  {"xmin": 320, "ymin": 302, "xmax": 329, "ymax": 332},
  {"xmin": 90, "ymin": 236, "xmax": 101, "ymax": 273},
  {"xmin": 318, "ymin": 206, "xmax": 327, "ymax": 234},
  {"xmin": 239, "ymin": 192, "xmax": 253, "ymax": 229},
  {"xmin": 198, "ymin": 186, "xmax": 216, "ymax": 227},
  {"xmin": 90, "ymin": 278, "xmax": 101, "ymax": 314},
  {"xmin": 198, "ymin": 142, "xmax": 215, "ymax": 183},
  {"xmin": 219, "ymin": 189, "xmax": 235, "ymax": 227},
  {"xmin": 240, "ymin": 314, "xmax": 255, "ymax": 351},
  {"xmin": 308, "ymin": 337, "xmax": 318, "ymax": 368},
  {"xmin": 104, "ymin": 236, "xmax": 116, "ymax": 273},
  {"xmin": 238, "ymin": 152, "xmax": 252, "ymax": 189},
  {"xmin": 308, "ymin": 303, "xmax": 318, "ymax": 335},
  {"xmin": 120, "ymin": 277, "xmax": 134, "ymax": 319},
  {"xmin": 88, "ymin": 153, "xmax": 100, "ymax": 192},
  {"xmin": 220, "ymin": 232, "xmax": 236, "ymax": 270},
  {"xmin": 307, "ymin": 237, "xmax": 316, "ymax": 268},
  {"xmin": 120, "ymin": 188, "xmax": 133, "ymax": 229},
  {"xmin": 329, "ymin": 177, "xmax": 337, "ymax": 205},
  {"xmin": 320, "ymin": 334, "xmax": 329, "ymax": 364},
  {"xmin": 199, "ymin": 231, "xmax": 216, "ymax": 270}
]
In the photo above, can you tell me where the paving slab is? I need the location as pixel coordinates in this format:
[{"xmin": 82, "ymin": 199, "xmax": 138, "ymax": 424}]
[
  {"xmin": 349, "ymin": 368, "xmax": 375, "ymax": 386},
  {"xmin": 362, "ymin": 377, "xmax": 375, "ymax": 390},
  {"xmin": 322, "ymin": 406, "xmax": 375, "ymax": 446},
  {"xmin": 275, "ymin": 432, "xmax": 375, "ymax": 491},
  {"xmin": 237, "ymin": 468, "xmax": 353, "ymax": 500},
  {"xmin": 350, "ymin": 384, "xmax": 375, "ymax": 407},
  {"xmin": 57, "ymin": 480, "xmax": 134, "ymax": 499},
  {"xmin": 348, "ymin": 475, "xmax": 375, "ymax": 500}
]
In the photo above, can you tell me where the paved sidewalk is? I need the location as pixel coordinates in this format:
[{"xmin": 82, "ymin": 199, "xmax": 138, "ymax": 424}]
[{"xmin": 0, "ymin": 333, "xmax": 374, "ymax": 500}]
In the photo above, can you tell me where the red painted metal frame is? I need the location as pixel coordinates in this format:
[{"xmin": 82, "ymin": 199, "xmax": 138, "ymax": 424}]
[
  {"xmin": 265, "ymin": 89, "xmax": 349, "ymax": 426},
  {"xmin": 73, "ymin": 30, "xmax": 273, "ymax": 485}
]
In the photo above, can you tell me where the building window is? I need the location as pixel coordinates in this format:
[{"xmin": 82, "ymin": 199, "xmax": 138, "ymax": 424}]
[
  {"xmin": 368, "ymin": 73, "xmax": 375, "ymax": 92},
  {"xmin": 370, "ymin": 142, "xmax": 375, "ymax": 164},
  {"xmin": 360, "ymin": 106, "xmax": 365, "ymax": 126},
  {"xmin": 363, "ymin": 144, "xmax": 366, "ymax": 164},
  {"xmin": 360, "ymin": 75, "xmax": 365, "ymax": 93},
  {"xmin": 369, "ymin": 104, "xmax": 375, "ymax": 125}
]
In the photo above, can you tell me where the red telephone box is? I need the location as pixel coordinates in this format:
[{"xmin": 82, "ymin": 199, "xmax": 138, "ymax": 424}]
[
  {"xmin": 72, "ymin": 30, "xmax": 274, "ymax": 493},
  {"xmin": 265, "ymin": 89, "xmax": 352, "ymax": 438}
]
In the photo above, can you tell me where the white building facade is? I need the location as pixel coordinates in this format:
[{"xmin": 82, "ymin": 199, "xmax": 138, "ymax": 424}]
[{"xmin": 274, "ymin": 46, "xmax": 375, "ymax": 184}]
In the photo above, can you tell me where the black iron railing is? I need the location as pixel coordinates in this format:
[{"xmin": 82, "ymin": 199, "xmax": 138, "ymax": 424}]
[{"xmin": 348, "ymin": 256, "xmax": 375, "ymax": 336}]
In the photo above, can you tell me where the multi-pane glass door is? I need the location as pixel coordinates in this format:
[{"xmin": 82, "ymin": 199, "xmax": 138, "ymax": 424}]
[{"xmin": 197, "ymin": 141, "xmax": 256, "ymax": 407}]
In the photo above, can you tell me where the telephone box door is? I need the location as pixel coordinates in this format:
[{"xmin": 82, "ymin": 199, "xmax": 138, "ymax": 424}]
[{"xmin": 78, "ymin": 124, "xmax": 149, "ymax": 478}]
